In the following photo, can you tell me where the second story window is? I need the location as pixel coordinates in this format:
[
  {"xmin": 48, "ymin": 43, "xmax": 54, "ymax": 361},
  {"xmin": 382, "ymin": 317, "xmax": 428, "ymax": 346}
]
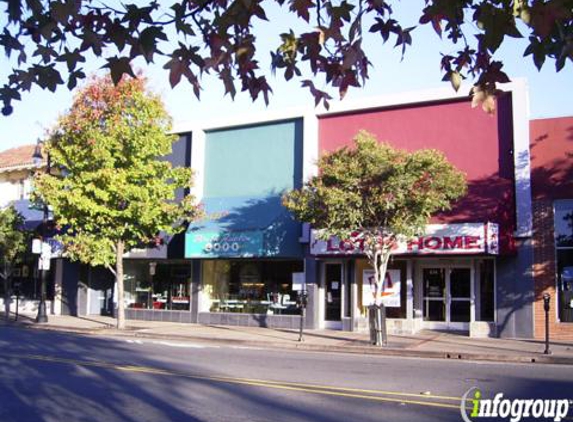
[{"xmin": 14, "ymin": 179, "xmax": 33, "ymax": 200}]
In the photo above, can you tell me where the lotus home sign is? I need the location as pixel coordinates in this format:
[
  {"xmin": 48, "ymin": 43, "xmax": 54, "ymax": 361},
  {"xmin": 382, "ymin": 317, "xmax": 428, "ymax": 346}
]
[{"xmin": 310, "ymin": 223, "xmax": 499, "ymax": 256}]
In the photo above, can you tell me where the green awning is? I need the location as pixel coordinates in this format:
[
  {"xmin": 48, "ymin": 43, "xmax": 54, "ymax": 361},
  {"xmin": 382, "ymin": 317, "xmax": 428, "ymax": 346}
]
[{"xmin": 185, "ymin": 196, "xmax": 302, "ymax": 258}]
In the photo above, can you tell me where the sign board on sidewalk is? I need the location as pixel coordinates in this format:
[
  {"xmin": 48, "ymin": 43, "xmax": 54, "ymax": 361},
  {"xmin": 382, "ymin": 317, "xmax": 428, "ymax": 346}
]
[
  {"xmin": 292, "ymin": 272, "xmax": 305, "ymax": 291},
  {"xmin": 38, "ymin": 242, "xmax": 52, "ymax": 271},
  {"xmin": 32, "ymin": 238, "xmax": 42, "ymax": 254}
]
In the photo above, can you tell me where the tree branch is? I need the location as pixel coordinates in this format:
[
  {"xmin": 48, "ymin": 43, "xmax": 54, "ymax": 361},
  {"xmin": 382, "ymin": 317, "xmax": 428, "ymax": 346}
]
[{"xmin": 106, "ymin": 264, "xmax": 117, "ymax": 278}]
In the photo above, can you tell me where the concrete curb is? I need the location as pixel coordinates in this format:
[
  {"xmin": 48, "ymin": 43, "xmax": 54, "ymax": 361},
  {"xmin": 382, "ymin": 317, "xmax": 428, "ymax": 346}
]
[{"xmin": 12, "ymin": 321, "xmax": 573, "ymax": 366}]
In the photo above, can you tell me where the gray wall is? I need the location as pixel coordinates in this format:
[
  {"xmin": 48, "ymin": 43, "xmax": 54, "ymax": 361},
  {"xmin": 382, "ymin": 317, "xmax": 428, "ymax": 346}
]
[
  {"xmin": 304, "ymin": 256, "xmax": 320, "ymax": 329},
  {"xmin": 496, "ymin": 238, "xmax": 535, "ymax": 338},
  {"xmin": 60, "ymin": 260, "xmax": 80, "ymax": 316}
]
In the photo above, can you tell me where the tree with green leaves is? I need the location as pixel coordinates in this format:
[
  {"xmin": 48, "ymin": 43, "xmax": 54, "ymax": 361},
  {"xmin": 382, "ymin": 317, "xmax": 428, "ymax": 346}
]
[
  {"xmin": 33, "ymin": 75, "xmax": 200, "ymax": 329},
  {"xmin": 1, "ymin": 1, "xmax": 572, "ymax": 116},
  {"xmin": 0, "ymin": 206, "xmax": 30, "ymax": 322},
  {"xmin": 283, "ymin": 131, "xmax": 467, "ymax": 343}
]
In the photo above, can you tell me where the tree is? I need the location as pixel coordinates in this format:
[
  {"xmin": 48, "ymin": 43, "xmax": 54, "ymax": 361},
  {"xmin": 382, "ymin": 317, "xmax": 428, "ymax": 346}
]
[
  {"xmin": 33, "ymin": 75, "xmax": 200, "ymax": 329},
  {"xmin": 0, "ymin": 206, "xmax": 29, "ymax": 321},
  {"xmin": 1, "ymin": 1, "xmax": 572, "ymax": 116},
  {"xmin": 282, "ymin": 131, "xmax": 467, "ymax": 343}
]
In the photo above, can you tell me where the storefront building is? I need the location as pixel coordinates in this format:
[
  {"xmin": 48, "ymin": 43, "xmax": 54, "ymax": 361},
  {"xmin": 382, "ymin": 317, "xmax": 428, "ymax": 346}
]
[
  {"xmin": 0, "ymin": 145, "xmax": 59, "ymax": 315},
  {"xmin": 117, "ymin": 81, "xmax": 536, "ymax": 337},
  {"xmin": 11, "ymin": 80, "xmax": 573, "ymax": 340},
  {"xmin": 181, "ymin": 116, "xmax": 307, "ymax": 328},
  {"xmin": 121, "ymin": 133, "xmax": 195, "ymax": 322},
  {"xmin": 308, "ymin": 224, "xmax": 498, "ymax": 336},
  {"xmin": 50, "ymin": 79, "xmax": 567, "ymax": 339},
  {"xmin": 301, "ymin": 80, "xmax": 534, "ymax": 338},
  {"xmin": 530, "ymin": 116, "xmax": 573, "ymax": 340}
]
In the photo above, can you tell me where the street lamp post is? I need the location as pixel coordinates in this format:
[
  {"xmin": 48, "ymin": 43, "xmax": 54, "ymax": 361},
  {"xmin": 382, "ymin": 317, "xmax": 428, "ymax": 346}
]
[{"xmin": 32, "ymin": 140, "xmax": 50, "ymax": 323}]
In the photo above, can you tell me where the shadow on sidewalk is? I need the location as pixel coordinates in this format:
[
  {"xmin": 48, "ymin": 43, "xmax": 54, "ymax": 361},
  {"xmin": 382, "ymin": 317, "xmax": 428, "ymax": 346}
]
[
  {"xmin": 200, "ymin": 324, "xmax": 371, "ymax": 345},
  {"xmin": 76, "ymin": 316, "xmax": 116, "ymax": 328}
]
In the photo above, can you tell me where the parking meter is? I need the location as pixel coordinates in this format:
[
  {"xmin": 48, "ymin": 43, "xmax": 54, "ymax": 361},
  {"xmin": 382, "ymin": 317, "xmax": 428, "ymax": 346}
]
[
  {"xmin": 543, "ymin": 293, "xmax": 551, "ymax": 354},
  {"xmin": 297, "ymin": 290, "xmax": 308, "ymax": 342},
  {"xmin": 543, "ymin": 293, "xmax": 550, "ymax": 312},
  {"xmin": 297, "ymin": 291, "xmax": 308, "ymax": 309}
]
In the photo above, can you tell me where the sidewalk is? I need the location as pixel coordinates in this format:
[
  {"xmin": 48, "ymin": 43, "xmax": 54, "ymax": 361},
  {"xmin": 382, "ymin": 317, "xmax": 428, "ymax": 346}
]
[{"xmin": 3, "ymin": 312, "xmax": 573, "ymax": 365}]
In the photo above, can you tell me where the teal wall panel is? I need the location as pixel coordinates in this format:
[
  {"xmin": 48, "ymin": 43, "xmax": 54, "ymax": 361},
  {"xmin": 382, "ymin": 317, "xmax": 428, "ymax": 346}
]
[{"xmin": 204, "ymin": 119, "xmax": 303, "ymax": 198}]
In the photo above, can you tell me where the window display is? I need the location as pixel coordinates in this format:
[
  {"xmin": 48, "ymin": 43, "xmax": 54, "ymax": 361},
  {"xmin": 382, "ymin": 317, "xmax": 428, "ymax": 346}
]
[
  {"xmin": 202, "ymin": 260, "xmax": 303, "ymax": 315},
  {"xmin": 124, "ymin": 261, "xmax": 191, "ymax": 311}
]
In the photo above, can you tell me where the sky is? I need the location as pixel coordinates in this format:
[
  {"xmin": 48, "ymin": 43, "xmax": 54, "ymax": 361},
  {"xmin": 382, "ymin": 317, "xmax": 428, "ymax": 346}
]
[{"xmin": 1, "ymin": 1, "xmax": 572, "ymax": 150}]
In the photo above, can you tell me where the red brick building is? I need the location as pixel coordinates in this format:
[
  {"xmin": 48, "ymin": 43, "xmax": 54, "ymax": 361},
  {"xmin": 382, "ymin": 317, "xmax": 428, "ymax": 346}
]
[{"xmin": 530, "ymin": 116, "xmax": 573, "ymax": 340}]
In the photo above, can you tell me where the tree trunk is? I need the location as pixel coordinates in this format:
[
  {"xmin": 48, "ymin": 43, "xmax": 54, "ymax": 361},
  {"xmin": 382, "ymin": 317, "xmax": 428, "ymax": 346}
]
[
  {"xmin": 374, "ymin": 251, "xmax": 391, "ymax": 306},
  {"xmin": 368, "ymin": 249, "xmax": 391, "ymax": 347},
  {"xmin": 115, "ymin": 240, "xmax": 125, "ymax": 330}
]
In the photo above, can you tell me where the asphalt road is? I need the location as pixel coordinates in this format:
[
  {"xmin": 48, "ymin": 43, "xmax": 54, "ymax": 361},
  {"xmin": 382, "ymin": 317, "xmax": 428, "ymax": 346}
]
[{"xmin": 0, "ymin": 326, "xmax": 572, "ymax": 422}]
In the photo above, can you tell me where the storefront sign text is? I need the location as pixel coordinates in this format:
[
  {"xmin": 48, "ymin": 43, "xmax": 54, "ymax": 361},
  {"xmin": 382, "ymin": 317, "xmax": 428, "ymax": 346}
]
[
  {"xmin": 311, "ymin": 223, "xmax": 499, "ymax": 256},
  {"xmin": 186, "ymin": 231, "xmax": 264, "ymax": 258}
]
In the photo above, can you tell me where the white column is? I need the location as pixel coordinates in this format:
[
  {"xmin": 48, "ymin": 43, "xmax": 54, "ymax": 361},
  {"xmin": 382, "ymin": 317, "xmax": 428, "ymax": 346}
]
[
  {"xmin": 318, "ymin": 262, "xmax": 325, "ymax": 328},
  {"xmin": 52, "ymin": 259, "xmax": 64, "ymax": 315},
  {"xmin": 414, "ymin": 261, "xmax": 424, "ymax": 320},
  {"xmin": 340, "ymin": 262, "xmax": 346, "ymax": 326},
  {"xmin": 508, "ymin": 79, "xmax": 532, "ymax": 237},
  {"xmin": 302, "ymin": 111, "xmax": 319, "ymax": 182},
  {"xmin": 470, "ymin": 261, "xmax": 476, "ymax": 323},
  {"xmin": 474, "ymin": 260, "xmax": 481, "ymax": 322},
  {"xmin": 351, "ymin": 267, "xmax": 359, "ymax": 331},
  {"xmin": 190, "ymin": 129, "xmax": 205, "ymax": 202},
  {"xmin": 406, "ymin": 260, "xmax": 414, "ymax": 321}
]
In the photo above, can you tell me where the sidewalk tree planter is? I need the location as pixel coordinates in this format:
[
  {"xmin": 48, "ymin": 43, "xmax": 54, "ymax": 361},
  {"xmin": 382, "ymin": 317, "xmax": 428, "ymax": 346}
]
[
  {"xmin": 0, "ymin": 206, "xmax": 29, "ymax": 322},
  {"xmin": 283, "ymin": 131, "xmax": 466, "ymax": 345},
  {"xmin": 2, "ymin": 1, "xmax": 573, "ymax": 116},
  {"xmin": 33, "ymin": 74, "xmax": 201, "ymax": 330}
]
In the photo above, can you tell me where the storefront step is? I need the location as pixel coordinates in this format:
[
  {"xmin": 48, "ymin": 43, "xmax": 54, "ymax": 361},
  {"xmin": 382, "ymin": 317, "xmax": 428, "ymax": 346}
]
[{"xmin": 198, "ymin": 312, "xmax": 301, "ymax": 329}]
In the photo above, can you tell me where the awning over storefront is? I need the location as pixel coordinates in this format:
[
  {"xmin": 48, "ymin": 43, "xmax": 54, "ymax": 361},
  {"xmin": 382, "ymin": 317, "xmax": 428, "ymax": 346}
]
[
  {"xmin": 185, "ymin": 196, "xmax": 302, "ymax": 258},
  {"xmin": 11, "ymin": 199, "xmax": 49, "ymax": 230},
  {"xmin": 310, "ymin": 223, "xmax": 500, "ymax": 256},
  {"xmin": 10, "ymin": 199, "xmax": 64, "ymax": 257}
]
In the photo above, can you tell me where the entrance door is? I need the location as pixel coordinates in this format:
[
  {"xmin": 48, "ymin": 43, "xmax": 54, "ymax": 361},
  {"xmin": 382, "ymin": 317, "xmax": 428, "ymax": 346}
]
[
  {"xmin": 325, "ymin": 263, "xmax": 343, "ymax": 324},
  {"xmin": 423, "ymin": 266, "xmax": 472, "ymax": 330},
  {"xmin": 423, "ymin": 268, "xmax": 446, "ymax": 323}
]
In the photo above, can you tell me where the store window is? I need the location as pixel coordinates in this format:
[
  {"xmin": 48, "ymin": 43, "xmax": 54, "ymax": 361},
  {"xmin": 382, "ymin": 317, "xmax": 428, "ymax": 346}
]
[
  {"xmin": 202, "ymin": 260, "xmax": 303, "ymax": 315},
  {"xmin": 124, "ymin": 261, "xmax": 191, "ymax": 311},
  {"xmin": 355, "ymin": 259, "xmax": 406, "ymax": 319},
  {"xmin": 555, "ymin": 200, "xmax": 573, "ymax": 323},
  {"xmin": 0, "ymin": 258, "xmax": 40, "ymax": 300}
]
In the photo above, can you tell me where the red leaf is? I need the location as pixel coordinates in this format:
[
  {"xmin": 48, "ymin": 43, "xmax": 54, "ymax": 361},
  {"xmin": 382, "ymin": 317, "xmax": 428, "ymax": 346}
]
[
  {"xmin": 165, "ymin": 58, "xmax": 184, "ymax": 88},
  {"xmin": 289, "ymin": 0, "xmax": 315, "ymax": 22}
]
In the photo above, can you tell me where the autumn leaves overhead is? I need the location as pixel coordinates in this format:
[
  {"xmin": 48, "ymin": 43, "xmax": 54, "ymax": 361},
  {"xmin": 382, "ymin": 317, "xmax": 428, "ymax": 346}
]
[{"xmin": 1, "ymin": 0, "xmax": 572, "ymax": 115}]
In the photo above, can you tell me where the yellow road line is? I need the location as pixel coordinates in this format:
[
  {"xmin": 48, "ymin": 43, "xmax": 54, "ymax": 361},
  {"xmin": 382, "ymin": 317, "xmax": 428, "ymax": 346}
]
[
  {"xmin": 0, "ymin": 353, "xmax": 461, "ymax": 410},
  {"xmin": 216, "ymin": 376, "xmax": 462, "ymax": 402}
]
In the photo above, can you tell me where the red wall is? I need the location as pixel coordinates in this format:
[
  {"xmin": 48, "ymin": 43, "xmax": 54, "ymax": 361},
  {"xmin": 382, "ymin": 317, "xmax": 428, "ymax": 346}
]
[
  {"xmin": 530, "ymin": 116, "xmax": 573, "ymax": 200},
  {"xmin": 318, "ymin": 95, "xmax": 516, "ymax": 253},
  {"xmin": 530, "ymin": 117, "xmax": 573, "ymax": 340}
]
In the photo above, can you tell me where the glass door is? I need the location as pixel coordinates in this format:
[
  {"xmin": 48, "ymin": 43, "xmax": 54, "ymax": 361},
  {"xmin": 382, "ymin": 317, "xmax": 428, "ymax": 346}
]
[
  {"xmin": 423, "ymin": 268, "xmax": 446, "ymax": 322},
  {"xmin": 325, "ymin": 263, "xmax": 342, "ymax": 322},
  {"xmin": 422, "ymin": 265, "xmax": 473, "ymax": 329}
]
